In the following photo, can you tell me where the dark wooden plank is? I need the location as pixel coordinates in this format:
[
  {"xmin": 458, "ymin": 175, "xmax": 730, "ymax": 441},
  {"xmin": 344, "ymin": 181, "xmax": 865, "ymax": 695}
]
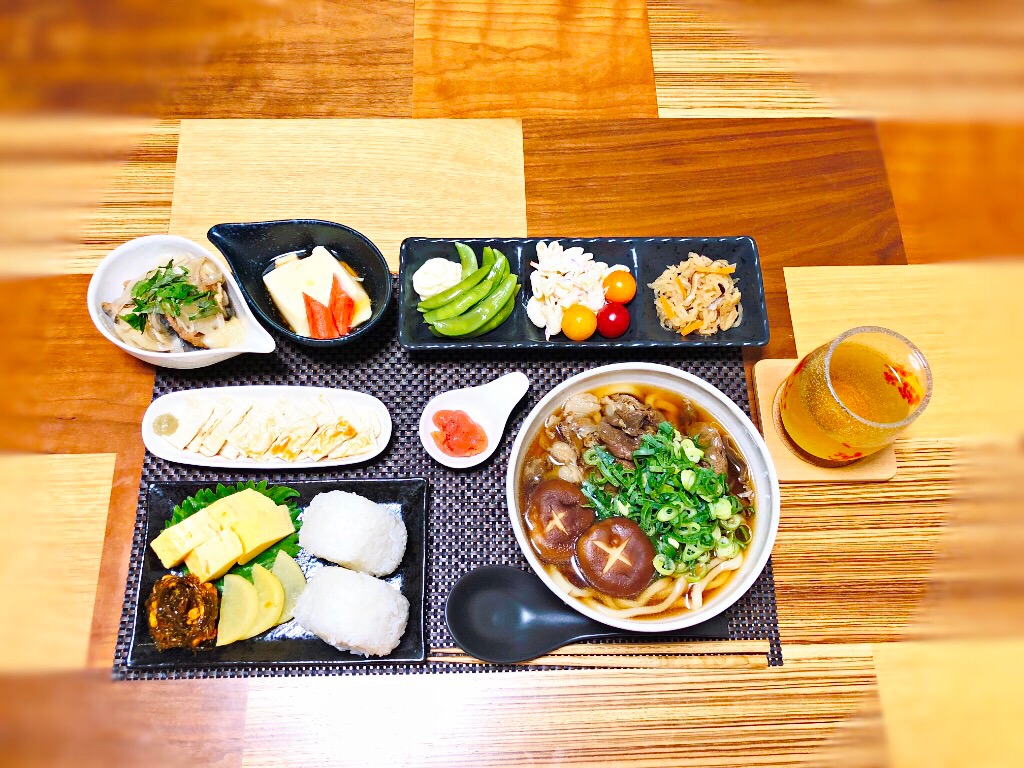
[
  {"xmin": 413, "ymin": 0, "xmax": 658, "ymax": 117},
  {"xmin": 0, "ymin": 0, "xmax": 414, "ymax": 117},
  {"xmin": 522, "ymin": 118, "xmax": 907, "ymax": 363},
  {"xmin": 0, "ymin": 275, "xmax": 154, "ymax": 664},
  {"xmin": 0, "ymin": 672, "xmax": 246, "ymax": 768}
]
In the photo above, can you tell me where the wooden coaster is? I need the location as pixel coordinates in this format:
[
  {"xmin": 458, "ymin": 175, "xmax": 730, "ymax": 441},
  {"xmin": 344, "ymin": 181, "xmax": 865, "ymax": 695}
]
[{"xmin": 752, "ymin": 359, "xmax": 897, "ymax": 483}]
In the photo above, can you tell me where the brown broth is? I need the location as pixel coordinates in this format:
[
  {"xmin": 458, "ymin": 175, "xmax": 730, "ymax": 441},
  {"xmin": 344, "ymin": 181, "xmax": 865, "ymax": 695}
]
[{"xmin": 517, "ymin": 383, "xmax": 753, "ymax": 619}]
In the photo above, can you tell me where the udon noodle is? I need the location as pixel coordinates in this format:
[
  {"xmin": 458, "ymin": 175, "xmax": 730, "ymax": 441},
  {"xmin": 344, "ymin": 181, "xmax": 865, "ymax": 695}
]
[{"xmin": 518, "ymin": 383, "xmax": 755, "ymax": 620}]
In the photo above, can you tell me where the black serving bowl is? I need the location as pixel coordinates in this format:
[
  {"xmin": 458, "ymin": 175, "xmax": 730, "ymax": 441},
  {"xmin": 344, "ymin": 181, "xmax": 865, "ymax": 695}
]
[{"xmin": 207, "ymin": 219, "xmax": 392, "ymax": 348}]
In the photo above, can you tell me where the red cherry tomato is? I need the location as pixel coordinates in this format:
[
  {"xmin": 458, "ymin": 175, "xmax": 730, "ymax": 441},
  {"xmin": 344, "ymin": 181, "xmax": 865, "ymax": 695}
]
[{"xmin": 596, "ymin": 303, "xmax": 630, "ymax": 338}]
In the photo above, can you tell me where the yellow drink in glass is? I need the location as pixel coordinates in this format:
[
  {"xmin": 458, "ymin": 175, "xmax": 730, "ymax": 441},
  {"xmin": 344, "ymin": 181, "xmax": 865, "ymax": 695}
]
[{"xmin": 778, "ymin": 327, "xmax": 932, "ymax": 464}]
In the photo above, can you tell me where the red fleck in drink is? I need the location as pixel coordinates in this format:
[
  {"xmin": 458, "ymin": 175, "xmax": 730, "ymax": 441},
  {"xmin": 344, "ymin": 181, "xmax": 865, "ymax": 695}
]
[{"xmin": 778, "ymin": 327, "xmax": 932, "ymax": 465}]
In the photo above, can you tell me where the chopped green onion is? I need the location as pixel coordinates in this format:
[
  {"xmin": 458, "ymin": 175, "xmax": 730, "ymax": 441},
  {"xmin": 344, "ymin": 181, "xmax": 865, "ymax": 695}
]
[{"xmin": 681, "ymin": 438, "xmax": 704, "ymax": 463}]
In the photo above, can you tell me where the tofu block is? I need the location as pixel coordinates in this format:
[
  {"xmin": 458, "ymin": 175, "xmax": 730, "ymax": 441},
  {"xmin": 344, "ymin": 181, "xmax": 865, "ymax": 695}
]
[
  {"xmin": 204, "ymin": 488, "xmax": 295, "ymax": 565},
  {"xmin": 150, "ymin": 509, "xmax": 220, "ymax": 568},
  {"xmin": 185, "ymin": 528, "xmax": 244, "ymax": 583},
  {"xmin": 261, "ymin": 246, "xmax": 371, "ymax": 337}
]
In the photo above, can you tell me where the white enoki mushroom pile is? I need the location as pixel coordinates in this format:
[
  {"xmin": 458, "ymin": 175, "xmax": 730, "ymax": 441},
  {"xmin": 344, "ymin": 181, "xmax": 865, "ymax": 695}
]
[{"xmin": 526, "ymin": 240, "xmax": 628, "ymax": 339}]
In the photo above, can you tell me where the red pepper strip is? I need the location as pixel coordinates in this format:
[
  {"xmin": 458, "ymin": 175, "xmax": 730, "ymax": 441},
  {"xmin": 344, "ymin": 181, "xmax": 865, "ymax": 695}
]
[
  {"xmin": 303, "ymin": 292, "xmax": 339, "ymax": 339},
  {"xmin": 329, "ymin": 275, "xmax": 355, "ymax": 336}
]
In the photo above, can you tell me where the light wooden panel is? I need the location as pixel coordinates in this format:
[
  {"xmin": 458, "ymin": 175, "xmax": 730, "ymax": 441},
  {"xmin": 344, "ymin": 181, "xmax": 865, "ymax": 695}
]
[
  {"xmin": 785, "ymin": 264, "xmax": 1024, "ymax": 440},
  {"xmin": 242, "ymin": 644, "xmax": 885, "ymax": 767},
  {"xmin": 0, "ymin": 453, "xmax": 115, "ymax": 672},
  {"xmin": 523, "ymin": 119, "xmax": 904, "ymax": 361},
  {"xmin": 0, "ymin": 0, "xmax": 414, "ymax": 117},
  {"xmin": 169, "ymin": 119, "xmax": 527, "ymax": 270},
  {"xmin": 413, "ymin": 0, "xmax": 658, "ymax": 118},
  {"xmin": 879, "ymin": 123, "xmax": 1024, "ymax": 264},
  {"xmin": 874, "ymin": 640, "xmax": 1024, "ymax": 768},
  {"xmin": 772, "ymin": 439, "xmax": 954, "ymax": 644},
  {"xmin": 650, "ymin": 0, "xmax": 1024, "ymax": 119},
  {"xmin": 0, "ymin": 118, "xmax": 174, "ymax": 276},
  {"xmin": 648, "ymin": 1, "xmax": 839, "ymax": 117}
]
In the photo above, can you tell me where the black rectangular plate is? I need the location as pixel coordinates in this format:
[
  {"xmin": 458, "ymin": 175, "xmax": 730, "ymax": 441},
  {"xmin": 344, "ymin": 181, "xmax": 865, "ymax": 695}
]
[
  {"xmin": 126, "ymin": 478, "xmax": 427, "ymax": 671},
  {"xmin": 398, "ymin": 236, "xmax": 769, "ymax": 350}
]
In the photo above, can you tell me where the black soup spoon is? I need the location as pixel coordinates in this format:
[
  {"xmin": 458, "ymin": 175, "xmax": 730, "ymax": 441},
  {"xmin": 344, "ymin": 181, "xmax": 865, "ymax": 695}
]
[{"xmin": 445, "ymin": 565, "xmax": 630, "ymax": 663}]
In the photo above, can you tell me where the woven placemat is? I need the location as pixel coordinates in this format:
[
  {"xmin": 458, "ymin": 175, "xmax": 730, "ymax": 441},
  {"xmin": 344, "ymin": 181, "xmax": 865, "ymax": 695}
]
[{"xmin": 114, "ymin": 294, "xmax": 782, "ymax": 679}]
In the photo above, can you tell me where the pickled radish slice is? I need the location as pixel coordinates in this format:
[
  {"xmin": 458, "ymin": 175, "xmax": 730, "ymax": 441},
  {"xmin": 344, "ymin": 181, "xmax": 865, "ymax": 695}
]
[{"xmin": 431, "ymin": 410, "xmax": 488, "ymax": 457}]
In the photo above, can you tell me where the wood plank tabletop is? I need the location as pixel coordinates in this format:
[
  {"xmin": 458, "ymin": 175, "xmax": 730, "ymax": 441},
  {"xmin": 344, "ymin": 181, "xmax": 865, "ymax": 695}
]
[{"xmin": 2, "ymin": 2, "xmax": 1023, "ymax": 767}]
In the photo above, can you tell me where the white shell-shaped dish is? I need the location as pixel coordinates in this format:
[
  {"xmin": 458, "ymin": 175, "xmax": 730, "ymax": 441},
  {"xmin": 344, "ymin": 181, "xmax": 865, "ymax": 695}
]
[
  {"xmin": 505, "ymin": 363, "xmax": 780, "ymax": 633},
  {"xmin": 419, "ymin": 372, "xmax": 530, "ymax": 469},
  {"xmin": 143, "ymin": 385, "xmax": 392, "ymax": 469},
  {"xmin": 87, "ymin": 235, "xmax": 276, "ymax": 369}
]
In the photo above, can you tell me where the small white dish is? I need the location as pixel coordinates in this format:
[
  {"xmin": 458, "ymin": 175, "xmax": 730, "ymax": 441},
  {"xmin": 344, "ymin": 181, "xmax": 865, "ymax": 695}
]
[
  {"xmin": 419, "ymin": 372, "xmax": 530, "ymax": 469},
  {"xmin": 140, "ymin": 385, "xmax": 387, "ymax": 468},
  {"xmin": 143, "ymin": 385, "xmax": 392, "ymax": 469},
  {"xmin": 87, "ymin": 234, "xmax": 276, "ymax": 369}
]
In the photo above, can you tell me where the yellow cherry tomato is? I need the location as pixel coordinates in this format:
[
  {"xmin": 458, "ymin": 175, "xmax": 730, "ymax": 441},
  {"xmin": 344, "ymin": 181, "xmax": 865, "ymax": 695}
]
[
  {"xmin": 561, "ymin": 305, "xmax": 598, "ymax": 341},
  {"xmin": 603, "ymin": 271, "xmax": 637, "ymax": 304}
]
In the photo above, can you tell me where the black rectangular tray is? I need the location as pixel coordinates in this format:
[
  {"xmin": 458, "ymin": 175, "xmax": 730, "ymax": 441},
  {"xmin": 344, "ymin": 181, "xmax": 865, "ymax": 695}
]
[
  {"xmin": 398, "ymin": 236, "xmax": 769, "ymax": 350},
  {"xmin": 126, "ymin": 478, "xmax": 428, "ymax": 671}
]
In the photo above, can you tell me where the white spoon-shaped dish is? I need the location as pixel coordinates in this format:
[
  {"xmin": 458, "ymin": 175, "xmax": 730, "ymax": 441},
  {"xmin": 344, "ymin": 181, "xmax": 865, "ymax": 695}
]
[{"xmin": 419, "ymin": 372, "xmax": 530, "ymax": 469}]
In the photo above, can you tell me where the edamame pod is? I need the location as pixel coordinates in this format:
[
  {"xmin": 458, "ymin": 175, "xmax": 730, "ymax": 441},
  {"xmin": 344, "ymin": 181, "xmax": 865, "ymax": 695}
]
[
  {"xmin": 455, "ymin": 242, "xmax": 478, "ymax": 279},
  {"xmin": 423, "ymin": 275, "xmax": 496, "ymax": 323},
  {"xmin": 430, "ymin": 274, "xmax": 518, "ymax": 336},
  {"xmin": 463, "ymin": 284, "xmax": 520, "ymax": 337},
  {"xmin": 422, "ymin": 252, "xmax": 506, "ymax": 323},
  {"xmin": 417, "ymin": 248, "xmax": 496, "ymax": 311}
]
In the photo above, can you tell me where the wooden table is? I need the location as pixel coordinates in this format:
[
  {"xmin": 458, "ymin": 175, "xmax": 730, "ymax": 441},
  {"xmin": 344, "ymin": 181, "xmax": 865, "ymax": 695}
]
[{"xmin": 2, "ymin": 2, "xmax": 1023, "ymax": 766}]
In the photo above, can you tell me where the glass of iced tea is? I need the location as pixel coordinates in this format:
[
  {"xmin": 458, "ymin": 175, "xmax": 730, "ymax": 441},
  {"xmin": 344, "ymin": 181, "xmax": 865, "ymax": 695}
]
[{"xmin": 777, "ymin": 326, "xmax": 932, "ymax": 465}]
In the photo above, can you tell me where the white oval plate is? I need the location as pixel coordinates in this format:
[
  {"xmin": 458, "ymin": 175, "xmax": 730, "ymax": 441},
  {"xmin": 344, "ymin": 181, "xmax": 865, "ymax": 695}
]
[{"xmin": 142, "ymin": 385, "xmax": 392, "ymax": 469}]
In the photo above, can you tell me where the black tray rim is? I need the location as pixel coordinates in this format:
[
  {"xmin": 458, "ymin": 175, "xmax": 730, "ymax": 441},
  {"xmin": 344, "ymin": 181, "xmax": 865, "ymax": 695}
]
[
  {"xmin": 397, "ymin": 235, "xmax": 770, "ymax": 351},
  {"xmin": 123, "ymin": 477, "xmax": 429, "ymax": 672}
]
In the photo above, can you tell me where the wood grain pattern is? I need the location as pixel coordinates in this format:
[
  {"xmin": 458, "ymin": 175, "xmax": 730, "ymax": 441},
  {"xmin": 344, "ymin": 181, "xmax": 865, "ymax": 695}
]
[
  {"xmin": 242, "ymin": 644, "xmax": 885, "ymax": 767},
  {"xmin": 650, "ymin": 0, "xmax": 1024, "ymax": 119},
  {"xmin": 785, "ymin": 264, "xmax": 1024, "ymax": 440},
  {"xmin": 648, "ymin": 0, "xmax": 838, "ymax": 117},
  {"xmin": 523, "ymin": 118, "xmax": 905, "ymax": 360},
  {"xmin": 0, "ymin": 671, "xmax": 247, "ymax": 767},
  {"xmin": 878, "ymin": 123, "xmax": 1024, "ymax": 264},
  {"xmin": 0, "ymin": 118, "xmax": 174, "ymax": 276},
  {"xmin": 0, "ymin": 0, "xmax": 414, "ymax": 117},
  {"xmin": 752, "ymin": 358, "xmax": 897, "ymax": 483},
  {"xmin": 0, "ymin": 274, "xmax": 156, "ymax": 665},
  {"xmin": 169, "ymin": 119, "xmax": 527, "ymax": 270},
  {"xmin": 773, "ymin": 438, "xmax": 955, "ymax": 644},
  {"xmin": 874, "ymin": 640, "xmax": 1024, "ymax": 768},
  {"xmin": 413, "ymin": 0, "xmax": 658, "ymax": 118},
  {"xmin": 0, "ymin": 454, "xmax": 115, "ymax": 672}
]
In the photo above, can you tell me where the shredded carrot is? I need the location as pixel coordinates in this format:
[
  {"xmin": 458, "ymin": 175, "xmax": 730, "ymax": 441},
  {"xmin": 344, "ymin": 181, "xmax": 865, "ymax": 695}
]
[
  {"xmin": 678, "ymin": 318, "xmax": 703, "ymax": 337},
  {"xmin": 674, "ymin": 277, "xmax": 688, "ymax": 296},
  {"xmin": 694, "ymin": 265, "xmax": 735, "ymax": 275},
  {"xmin": 659, "ymin": 296, "xmax": 676, "ymax": 320}
]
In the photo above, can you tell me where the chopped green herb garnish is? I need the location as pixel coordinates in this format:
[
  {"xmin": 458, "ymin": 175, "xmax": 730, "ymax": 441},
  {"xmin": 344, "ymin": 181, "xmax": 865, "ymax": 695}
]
[
  {"xmin": 120, "ymin": 260, "xmax": 221, "ymax": 332},
  {"xmin": 581, "ymin": 421, "xmax": 752, "ymax": 581}
]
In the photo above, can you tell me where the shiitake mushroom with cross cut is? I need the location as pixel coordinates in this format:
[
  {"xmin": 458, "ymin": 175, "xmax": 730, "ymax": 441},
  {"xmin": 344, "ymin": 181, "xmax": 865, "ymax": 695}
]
[
  {"xmin": 575, "ymin": 518, "xmax": 655, "ymax": 599},
  {"xmin": 525, "ymin": 479, "xmax": 595, "ymax": 564}
]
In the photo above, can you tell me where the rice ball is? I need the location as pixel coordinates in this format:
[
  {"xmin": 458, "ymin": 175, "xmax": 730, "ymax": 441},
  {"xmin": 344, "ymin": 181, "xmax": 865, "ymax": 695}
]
[
  {"xmin": 294, "ymin": 566, "xmax": 409, "ymax": 657},
  {"xmin": 299, "ymin": 491, "xmax": 407, "ymax": 577}
]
